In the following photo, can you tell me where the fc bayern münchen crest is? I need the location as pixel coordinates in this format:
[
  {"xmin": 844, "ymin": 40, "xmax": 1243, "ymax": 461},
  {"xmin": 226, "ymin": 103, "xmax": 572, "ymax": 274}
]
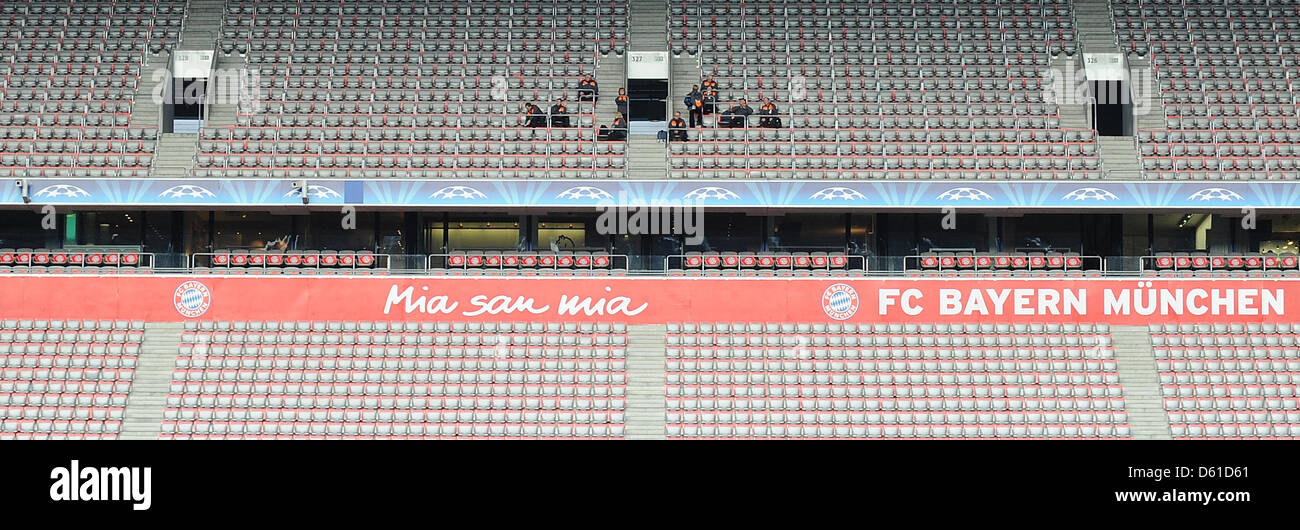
[
  {"xmin": 173, "ymin": 280, "xmax": 212, "ymax": 318},
  {"xmin": 821, "ymin": 283, "xmax": 859, "ymax": 321}
]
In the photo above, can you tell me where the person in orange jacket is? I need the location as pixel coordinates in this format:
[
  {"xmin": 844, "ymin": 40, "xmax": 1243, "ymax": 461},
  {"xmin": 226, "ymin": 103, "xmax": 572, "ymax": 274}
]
[
  {"xmin": 578, "ymin": 74, "xmax": 599, "ymax": 102},
  {"xmin": 550, "ymin": 98, "xmax": 571, "ymax": 128},
  {"xmin": 701, "ymin": 74, "xmax": 719, "ymax": 115},
  {"xmin": 668, "ymin": 111, "xmax": 688, "ymax": 142}
]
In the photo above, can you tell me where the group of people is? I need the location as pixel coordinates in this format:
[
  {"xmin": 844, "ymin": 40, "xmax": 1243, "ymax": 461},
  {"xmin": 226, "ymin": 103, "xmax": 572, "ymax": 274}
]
[
  {"xmin": 524, "ymin": 99, "xmax": 572, "ymax": 128},
  {"xmin": 522, "ymin": 74, "xmax": 630, "ymax": 142},
  {"xmin": 519, "ymin": 74, "xmax": 786, "ymax": 143},
  {"xmin": 669, "ymin": 75, "xmax": 783, "ymax": 141}
]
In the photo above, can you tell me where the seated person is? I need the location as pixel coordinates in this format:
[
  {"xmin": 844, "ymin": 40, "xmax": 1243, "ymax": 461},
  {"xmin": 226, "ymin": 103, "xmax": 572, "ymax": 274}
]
[
  {"xmin": 720, "ymin": 99, "xmax": 753, "ymax": 128},
  {"xmin": 600, "ymin": 116, "xmax": 628, "ymax": 141},
  {"xmin": 549, "ymin": 98, "xmax": 571, "ymax": 128},
  {"xmin": 668, "ymin": 111, "xmax": 688, "ymax": 141},
  {"xmin": 523, "ymin": 102, "xmax": 547, "ymax": 128},
  {"xmin": 608, "ymin": 116, "xmax": 627, "ymax": 140},
  {"xmin": 701, "ymin": 75, "xmax": 719, "ymax": 115},
  {"xmin": 577, "ymin": 74, "xmax": 599, "ymax": 102},
  {"xmin": 758, "ymin": 99, "xmax": 782, "ymax": 128}
]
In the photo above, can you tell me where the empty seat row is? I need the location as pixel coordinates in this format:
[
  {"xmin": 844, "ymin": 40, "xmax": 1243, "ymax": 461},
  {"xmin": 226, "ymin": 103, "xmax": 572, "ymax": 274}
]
[
  {"xmin": 440, "ymin": 252, "xmax": 620, "ymax": 270},
  {"xmin": 0, "ymin": 249, "xmax": 149, "ymax": 269}
]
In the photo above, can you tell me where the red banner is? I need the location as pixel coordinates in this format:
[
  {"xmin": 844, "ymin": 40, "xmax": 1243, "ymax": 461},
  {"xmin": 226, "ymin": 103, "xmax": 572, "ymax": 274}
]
[{"xmin": 0, "ymin": 275, "xmax": 1296, "ymax": 325}]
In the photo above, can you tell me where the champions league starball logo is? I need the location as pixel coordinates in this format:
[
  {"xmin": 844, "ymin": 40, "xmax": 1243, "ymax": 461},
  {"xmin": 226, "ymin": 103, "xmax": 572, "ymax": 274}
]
[
  {"xmin": 821, "ymin": 283, "xmax": 859, "ymax": 321},
  {"xmin": 173, "ymin": 281, "xmax": 212, "ymax": 318}
]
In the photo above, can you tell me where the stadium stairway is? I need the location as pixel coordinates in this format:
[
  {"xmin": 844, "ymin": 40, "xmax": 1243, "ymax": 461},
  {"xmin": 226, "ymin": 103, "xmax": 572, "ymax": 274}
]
[
  {"xmin": 670, "ymin": 54, "xmax": 700, "ymax": 119},
  {"xmin": 178, "ymin": 0, "xmax": 225, "ymax": 51},
  {"xmin": 1128, "ymin": 54, "xmax": 1168, "ymax": 133},
  {"xmin": 1111, "ymin": 326, "xmax": 1174, "ymax": 440},
  {"xmin": 1097, "ymin": 136, "xmax": 1143, "ymax": 180},
  {"xmin": 627, "ymin": 136, "xmax": 668, "ymax": 179},
  {"xmin": 120, "ymin": 322, "xmax": 184, "ymax": 440},
  {"xmin": 132, "ymin": 59, "xmax": 169, "ymax": 135},
  {"xmin": 629, "ymin": 1, "xmax": 668, "ymax": 52},
  {"xmin": 1053, "ymin": 54, "xmax": 1090, "ymax": 131},
  {"xmin": 1074, "ymin": 0, "xmax": 1119, "ymax": 54},
  {"xmin": 203, "ymin": 53, "xmax": 245, "ymax": 129},
  {"xmin": 625, "ymin": 325, "xmax": 668, "ymax": 440},
  {"xmin": 623, "ymin": 0, "xmax": 671, "ymax": 178},
  {"xmin": 595, "ymin": 53, "xmax": 627, "ymax": 124},
  {"xmin": 1073, "ymin": 0, "xmax": 1145, "ymax": 180},
  {"xmin": 151, "ymin": 134, "xmax": 200, "ymax": 179}
]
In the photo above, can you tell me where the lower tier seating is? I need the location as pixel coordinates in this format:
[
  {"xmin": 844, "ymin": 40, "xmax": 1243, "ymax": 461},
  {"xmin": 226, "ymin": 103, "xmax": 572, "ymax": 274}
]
[
  {"xmin": 162, "ymin": 320, "xmax": 629, "ymax": 439},
  {"xmin": 666, "ymin": 322, "xmax": 1129, "ymax": 439},
  {"xmin": 0, "ymin": 318, "xmax": 144, "ymax": 440},
  {"xmin": 1150, "ymin": 323, "xmax": 1300, "ymax": 439}
]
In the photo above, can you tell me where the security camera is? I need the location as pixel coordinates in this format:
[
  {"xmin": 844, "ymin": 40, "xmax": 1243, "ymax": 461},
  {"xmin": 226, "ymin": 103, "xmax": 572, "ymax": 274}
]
[
  {"xmin": 290, "ymin": 180, "xmax": 309, "ymax": 205},
  {"xmin": 15, "ymin": 179, "xmax": 29, "ymax": 204}
]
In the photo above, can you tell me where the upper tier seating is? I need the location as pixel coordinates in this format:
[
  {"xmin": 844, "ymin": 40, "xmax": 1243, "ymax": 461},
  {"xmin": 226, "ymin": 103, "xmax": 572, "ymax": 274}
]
[
  {"xmin": 0, "ymin": 0, "xmax": 177, "ymax": 178},
  {"xmin": 666, "ymin": 321, "xmax": 1131, "ymax": 439},
  {"xmin": 1150, "ymin": 322, "xmax": 1300, "ymax": 439},
  {"xmin": 0, "ymin": 318, "xmax": 144, "ymax": 439},
  {"xmin": 194, "ymin": 0, "xmax": 629, "ymax": 179},
  {"xmin": 162, "ymin": 320, "xmax": 629, "ymax": 439},
  {"xmin": 1115, "ymin": 0, "xmax": 1300, "ymax": 180},
  {"xmin": 669, "ymin": 0, "xmax": 1101, "ymax": 180}
]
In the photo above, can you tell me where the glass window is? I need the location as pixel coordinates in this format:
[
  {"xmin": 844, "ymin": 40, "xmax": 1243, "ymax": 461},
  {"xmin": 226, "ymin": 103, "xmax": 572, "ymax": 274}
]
[
  {"xmin": 1003, "ymin": 215, "xmax": 1084, "ymax": 252},
  {"xmin": 142, "ymin": 212, "xmax": 176, "ymax": 253},
  {"xmin": 688, "ymin": 213, "xmax": 764, "ymax": 252},
  {"xmin": 1258, "ymin": 214, "xmax": 1300, "ymax": 254},
  {"xmin": 913, "ymin": 213, "xmax": 989, "ymax": 252},
  {"xmin": 537, "ymin": 214, "xmax": 611, "ymax": 252},
  {"xmin": 1152, "ymin": 213, "xmax": 1207, "ymax": 252},
  {"xmin": 305, "ymin": 212, "xmax": 373, "ymax": 250},
  {"xmin": 212, "ymin": 212, "xmax": 296, "ymax": 250},
  {"xmin": 0, "ymin": 211, "xmax": 49, "ymax": 248},
  {"xmin": 428, "ymin": 214, "xmax": 524, "ymax": 252},
  {"xmin": 769, "ymin": 213, "xmax": 846, "ymax": 252},
  {"xmin": 74, "ymin": 211, "xmax": 142, "ymax": 246},
  {"xmin": 849, "ymin": 213, "xmax": 875, "ymax": 256},
  {"xmin": 376, "ymin": 212, "xmax": 408, "ymax": 255}
]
